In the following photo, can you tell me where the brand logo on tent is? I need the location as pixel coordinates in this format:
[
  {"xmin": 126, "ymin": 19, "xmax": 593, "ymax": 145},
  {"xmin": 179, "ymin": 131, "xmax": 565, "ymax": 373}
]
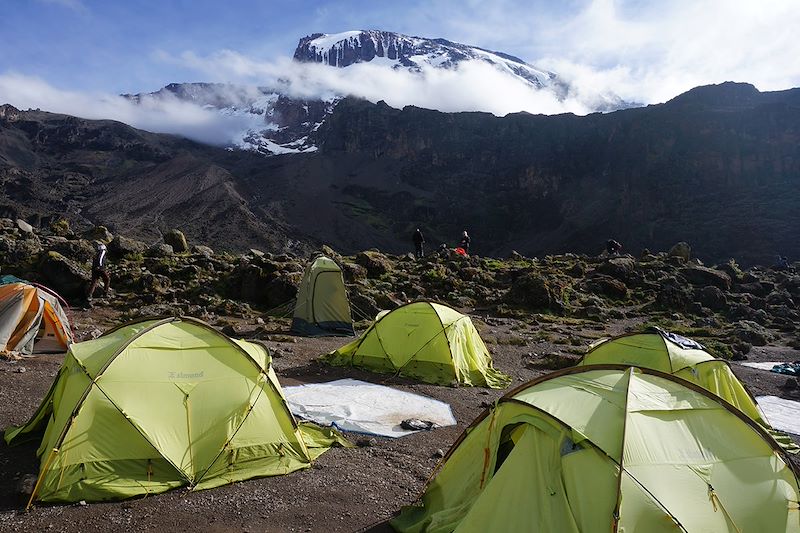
[{"xmin": 168, "ymin": 371, "xmax": 204, "ymax": 379}]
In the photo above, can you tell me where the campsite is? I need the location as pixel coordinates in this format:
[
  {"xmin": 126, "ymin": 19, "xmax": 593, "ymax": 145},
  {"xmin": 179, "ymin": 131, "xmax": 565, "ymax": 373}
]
[{"xmin": 1, "ymin": 222, "xmax": 799, "ymax": 531}]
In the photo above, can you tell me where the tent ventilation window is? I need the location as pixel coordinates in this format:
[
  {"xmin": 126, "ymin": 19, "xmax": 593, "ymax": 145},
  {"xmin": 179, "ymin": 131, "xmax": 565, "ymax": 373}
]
[
  {"xmin": 493, "ymin": 423, "xmax": 524, "ymax": 474},
  {"xmin": 560, "ymin": 437, "xmax": 580, "ymax": 457}
]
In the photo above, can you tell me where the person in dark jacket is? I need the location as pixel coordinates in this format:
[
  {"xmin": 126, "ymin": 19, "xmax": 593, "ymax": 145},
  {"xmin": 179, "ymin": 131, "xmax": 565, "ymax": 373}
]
[
  {"xmin": 413, "ymin": 228, "xmax": 425, "ymax": 259},
  {"xmin": 606, "ymin": 239, "xmax": 623, "ymax": 256},
  {"xmin": 459, "ymin": 230, "xmax": 471, "ymax": 254},
  {"xmin": 86, "ymin": 242, "xmax": 111, "ymax": 301}
]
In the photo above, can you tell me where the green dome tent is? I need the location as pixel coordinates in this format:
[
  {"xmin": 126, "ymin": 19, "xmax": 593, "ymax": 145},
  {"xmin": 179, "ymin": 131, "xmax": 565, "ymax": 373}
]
[
  {"xmin": 321, "ymin": 301, "xmax": 510, "ymax": 388},
  {"xmin": 5, "ymin": 316, "xmax": 345, "ymax": 505},
  {"xmin": 392, "ymin": 366, "xmax": 800, "ymax": 533},
  {"xmin": 578, "ymin": 328, "xmax": 798, "ymax": 453},
  {"xmin": 291, "ymin": 256, "xmax": 354, "ymax": 337}
]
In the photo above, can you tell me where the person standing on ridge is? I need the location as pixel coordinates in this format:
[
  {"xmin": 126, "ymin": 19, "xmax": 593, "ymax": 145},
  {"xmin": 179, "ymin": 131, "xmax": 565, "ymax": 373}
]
[
  {"xmin": 413, "ymin": 228, "xmax": 425, "ymax": 259},
  {"xmin": 459, "ymin": 230, "xmax": 471, "ymax": 254},
  {"xmin": 606, "ymin": 239, "xmax": 622, "ymax": 256},
  {"xmin": 86, "ymin": 242, "xmax": 111, "ymax": 303}
]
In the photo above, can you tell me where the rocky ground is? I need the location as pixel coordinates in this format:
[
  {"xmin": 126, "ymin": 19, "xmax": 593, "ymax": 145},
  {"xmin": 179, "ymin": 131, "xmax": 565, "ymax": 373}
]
[{"xmin": 1, "ymin": 218, "xmax": 799, "ymax": 532}]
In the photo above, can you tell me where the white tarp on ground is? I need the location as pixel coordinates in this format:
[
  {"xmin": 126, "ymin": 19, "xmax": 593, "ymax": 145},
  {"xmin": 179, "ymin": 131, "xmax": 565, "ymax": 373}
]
[
  {"xmin": 757, "ymin": 396, "xmax": 800, "ymax": 436},
  {"xmin": 740, "ymin": 361, "xmax": 784, "ymax": 371},
  {"xmin": 283, "ymin": 378, "xmax": 457, "ymax": 438}
]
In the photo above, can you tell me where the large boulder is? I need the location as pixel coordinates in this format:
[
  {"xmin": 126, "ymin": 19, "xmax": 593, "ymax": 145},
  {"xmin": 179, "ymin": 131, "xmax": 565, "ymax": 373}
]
[
  {"xmin": 109, "ymin": 235, "xmax": 148, "ymax": 258},
  {"xmin": 349, "ymin": 291, "xmax": 381, "ymax": 319},
  {"xmin": 147, "ymin": 243, "xmax": 174, "ymax": 258},
  {"xmin": 668, "ymin": 242, "xmax": 691, "ymax": 261},
  {"xmin": 236, "ymin": 264, "xmax": 300, "ymax": 308},
  {"xmin": 341, "ymin": 262, "xmax": 367, "ymax": 282},
  {"xmin": 596, "ymin": 257, "xmax": 636, "ymax": 282},
  {"xmin": 586, "ymin": 275, "xmax": 628, "ymax": 299},
  {"xmin": 732, "ymin": 320, "xmax": 773, "ymax": 346},
  {"xmin": 38, "ymin": 251, "xmax": 90, "ymax": 299},
  {"xmin": 735, "ymin": 281, "xmax": 772, "ymax": 298},
  {"xmin": 84, "ymin": 225, "xmax": 113, "ymax": 243},
  {"xmin": 507, "ymin": 272, "xmax": 567, "ymax": 313},
  {"xmin": 681, "ymin": 265, "xmax": 731, "ymax": 290},
  {"xmin": 696, "ymin": 286, "xmax": 728, "ymax": 311},
  {"xmin": 49, "ymin": 238, "xmax": 95, "ymax": 264},
  {"xmin": 192, "ymin": 245, "xmax": 214, "ymax": 257},
  {"xmin": 163, "ymin": 229, "xmax": 189, "ymax": 253},
  {"xmin": 355, "ymin": 251, "xmax": 393, "ymax": 278},
  {"xmin": 654, "ymin": 278, "xmax": 691, "ymax": 311}
]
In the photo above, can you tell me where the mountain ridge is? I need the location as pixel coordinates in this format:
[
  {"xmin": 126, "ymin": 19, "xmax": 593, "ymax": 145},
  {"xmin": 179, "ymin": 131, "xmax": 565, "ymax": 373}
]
[{"xmin": 2, "ymin": 82, "xmax": 798, "ymax": 265}]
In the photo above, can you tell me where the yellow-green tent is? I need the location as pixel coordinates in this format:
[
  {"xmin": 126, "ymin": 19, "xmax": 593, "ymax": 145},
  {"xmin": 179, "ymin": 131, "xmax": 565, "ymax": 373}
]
[
  {"xmin": 392, "ymin": 366, "xmax": 800, "ymax": 533},
  {"xmin": 5, "ymin": 316, "xmax": 345, "ymax": 505},
  {"xmin": 578, "ymin": 329, "xmax": 798, "ymax": 453},
  {"xmin": 321, "ymin": 301, "xmax": 510, "ymax": 388},
  {"xmin": 291, "ymin": 255, "xmax": 354, "ymax": 336}
]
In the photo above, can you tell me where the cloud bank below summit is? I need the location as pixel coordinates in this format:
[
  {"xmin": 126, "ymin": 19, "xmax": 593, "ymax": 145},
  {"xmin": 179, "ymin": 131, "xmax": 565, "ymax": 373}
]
[
  {"xmin": 0, "ymin": 57, "xmax": 603, "ymax": 146},
  {"xmin": 0, "ymin": 73, "xmax": 262, "ymax": 145}
]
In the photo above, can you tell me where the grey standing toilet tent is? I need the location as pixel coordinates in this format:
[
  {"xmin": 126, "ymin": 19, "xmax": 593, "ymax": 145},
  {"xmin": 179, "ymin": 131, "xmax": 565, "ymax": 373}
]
[{"xmin": 291, "ymin": 256, "xmax": 354, "ymax": 336}]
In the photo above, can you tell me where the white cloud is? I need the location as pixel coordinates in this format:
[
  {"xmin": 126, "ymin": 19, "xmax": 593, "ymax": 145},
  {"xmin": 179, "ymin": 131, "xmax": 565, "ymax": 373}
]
[
  {"xmin": 158, "ymin": 49, "xmax": 591, "ymax": 116},
  {"xmin": 429, "ymin": 0, "xmax": 800, "ymax": 104},
  {"xmin": 0, "ymin": 72, "xmax": 263, "ymax": 145}
]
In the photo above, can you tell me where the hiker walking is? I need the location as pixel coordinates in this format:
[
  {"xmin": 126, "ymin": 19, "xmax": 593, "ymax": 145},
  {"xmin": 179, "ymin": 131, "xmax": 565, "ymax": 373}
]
[
  {"xmin": 606, "ymin": 239, "xmax": 622, "ymax": 256},
  {"xmin": 459, "ymin": 230, "xmax": 471, "ymax": 254},
  {"xmin": 86, "ymin": 242, "xmax": 111, "ymax": 302},
  {"xmin": 412, "ymin": 228, "xmax": 425, "ymax": 259}
]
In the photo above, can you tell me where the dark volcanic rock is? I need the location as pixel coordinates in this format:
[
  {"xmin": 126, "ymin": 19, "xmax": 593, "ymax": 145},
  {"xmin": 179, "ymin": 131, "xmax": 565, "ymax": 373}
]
[
  {"xmin": 507, "ymin": 272, "xmax": 567, "ymax": 313},
  {"xmin": 355, "ymin": 251, "xmax": 392, "ymax": 278},
  {"xmin": 668, "ymin": 242, "xmax": 691, "ymax": 261},
  {"xmin": 164, "ymin": 229, "xmax": 189, "ymax": 253},
  {"xmin": 109, "ymin": 235, "xmax": 148, "ymax": 257},
  {"xmin": 681, "ymin": 265, "xmax": 731, "ymax": 290},
  {"xmin": 38, "ymin": 251, "xmax": 90, "ymax": 299},
  {"xmin": 732, "ymin": 320, "xmax": 773, "ymax": 346},
  {"xmin": 586, "ymin": 275, "xmax": 628, "ymax": 299},
  {"xmin": 696, "ymin": 286, "xmax": 728, "ymax": 311},
  {"xmin": 596, "ymin": 257, "xmax": 636, "ymax": 282}
]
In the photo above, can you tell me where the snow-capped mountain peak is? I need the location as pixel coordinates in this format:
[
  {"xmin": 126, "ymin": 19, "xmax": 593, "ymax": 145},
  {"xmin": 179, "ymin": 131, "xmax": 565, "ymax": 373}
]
[
  {"xmin": 293, "ymin": 30, "xmax": 561, "ymax": 91},
  {"xmin": 126, "ymin": 30, "xmax": 632, "ymax": 155}
]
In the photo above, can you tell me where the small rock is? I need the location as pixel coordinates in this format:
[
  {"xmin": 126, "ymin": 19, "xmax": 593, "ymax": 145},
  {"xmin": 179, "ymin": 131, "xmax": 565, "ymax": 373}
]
[
  {"xmin": 16, "ymin": 367, "xmax": 26, "ymax": 373},
  {"xmin": 356, "ymin": 437, "xmax": 377, "ymax": 447},
  {"xmin": 781, "ymin": 378, "xmax": 798, "ymax": 390},
  {"xmin": 400, "ymin": 419, "xmax": 439, "ymax": 431},
  {"xmin": 432, "ymin": 449, "xmax": 445, "ymax": 459},
  {"xmin": 16, "ymin": 474, "xmax": 37, "ymax": 496},
  {"xmin": 15, "ymin": 219, "xmax": 34, "ymax": 234}
]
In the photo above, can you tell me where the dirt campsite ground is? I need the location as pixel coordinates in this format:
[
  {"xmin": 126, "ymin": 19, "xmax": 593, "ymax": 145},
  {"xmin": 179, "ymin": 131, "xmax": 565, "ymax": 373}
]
[{"xmin": 1, "ymin": 306, "xmax": 798, "ymax": 533}]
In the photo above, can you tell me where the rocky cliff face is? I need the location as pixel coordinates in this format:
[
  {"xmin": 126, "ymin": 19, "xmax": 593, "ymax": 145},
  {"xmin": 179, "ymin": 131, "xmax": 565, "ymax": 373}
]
[
  {"xmin": 298, "ymin": 82, "xmax": 800, "ymax": 264},
  {"xmin": 2, "ymin": 83, "xmax": 799, "ymax": 265}
]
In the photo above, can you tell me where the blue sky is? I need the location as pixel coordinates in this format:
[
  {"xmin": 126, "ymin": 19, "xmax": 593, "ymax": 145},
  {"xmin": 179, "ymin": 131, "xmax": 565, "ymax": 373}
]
[
  {"xmin": 1, "ymin": 0, "xmax": 798, "ymax": 141},
  {"xmin": 3, "ymin": 0, "xmax": 751, "ymax": 95},
  {"xmin": 3, "ymin": 0, "xmax": 799, "ymax": 95}
]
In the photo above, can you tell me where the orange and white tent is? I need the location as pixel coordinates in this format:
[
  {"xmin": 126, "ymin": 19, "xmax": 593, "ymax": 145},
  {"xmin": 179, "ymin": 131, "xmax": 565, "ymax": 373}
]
[{"xmin": 0, "ymin": 276, "xmax": 73, "ymax": 357}]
